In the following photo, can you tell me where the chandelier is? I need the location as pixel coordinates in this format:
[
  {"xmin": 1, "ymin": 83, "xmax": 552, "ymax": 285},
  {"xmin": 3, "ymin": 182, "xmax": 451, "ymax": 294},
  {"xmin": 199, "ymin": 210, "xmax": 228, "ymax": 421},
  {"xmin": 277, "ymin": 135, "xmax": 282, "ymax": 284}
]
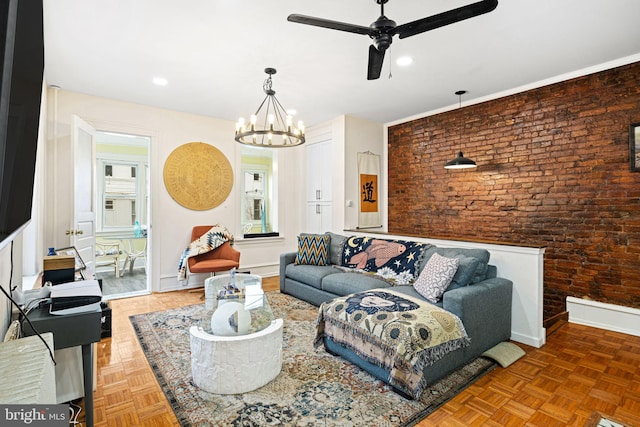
[
  {"xmin": 235, "ymin": 68, "xmax": 305, "ymax": 148},
  {"xmin": 444, "ymin": 90, "xmax": 477, "ymax": 169}
]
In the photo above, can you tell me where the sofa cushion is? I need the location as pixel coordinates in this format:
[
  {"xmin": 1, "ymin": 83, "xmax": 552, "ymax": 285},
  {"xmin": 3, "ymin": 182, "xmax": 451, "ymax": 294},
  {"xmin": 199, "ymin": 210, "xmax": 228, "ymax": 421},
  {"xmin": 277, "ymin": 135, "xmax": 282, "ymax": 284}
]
[
  {"xmin": 321, "ymin": 272, "xmax": 390, "ymax": 296},
  {"xmin": 413, "ymin": 253, "xmax": 459, "ymax": 303},
  {"xmin": 285, "ymin": 264, "xmax": 337, "ymax": 290},
  {"xmin": 421, "ymin": 247, "xmax": 490, "ymax": 284},
  {"xmin": 295, "ymin": 233, "xmax": 330, "ymax": 266},
  {"xmin": 326, "ymin": 232, "xmax": 347, "ymax": 266}
]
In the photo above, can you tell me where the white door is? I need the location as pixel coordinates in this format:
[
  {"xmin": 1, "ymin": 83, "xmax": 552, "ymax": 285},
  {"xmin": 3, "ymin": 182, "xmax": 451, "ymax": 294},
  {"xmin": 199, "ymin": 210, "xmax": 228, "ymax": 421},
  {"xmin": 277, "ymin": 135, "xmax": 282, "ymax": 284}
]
[{"xmin": 70, "ymin": 116, "xmax": 96, "ymax": 276}]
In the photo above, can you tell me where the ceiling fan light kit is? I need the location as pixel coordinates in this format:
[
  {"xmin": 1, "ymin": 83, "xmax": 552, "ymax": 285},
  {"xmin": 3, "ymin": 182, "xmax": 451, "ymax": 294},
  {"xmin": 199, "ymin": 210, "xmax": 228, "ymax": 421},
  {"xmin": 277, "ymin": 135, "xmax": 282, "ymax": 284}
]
[
  {"xmin": 288, "ymin": 0, "xmax": 498, "ymax": 80},
  {"xmin": 445, "ymin": 90, "xmax": 477, "ymax": 170},
  {"xmin": 235, "ymin": 68, "xmax": 305, "ymax": 148}
]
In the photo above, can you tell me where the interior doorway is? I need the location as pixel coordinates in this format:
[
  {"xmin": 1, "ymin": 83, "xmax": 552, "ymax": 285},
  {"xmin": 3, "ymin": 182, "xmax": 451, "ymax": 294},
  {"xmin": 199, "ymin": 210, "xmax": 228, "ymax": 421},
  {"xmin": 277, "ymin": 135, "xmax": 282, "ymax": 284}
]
[{"xmin": 93, "ymin": 131, "xmax": 150, "ymax": 299}]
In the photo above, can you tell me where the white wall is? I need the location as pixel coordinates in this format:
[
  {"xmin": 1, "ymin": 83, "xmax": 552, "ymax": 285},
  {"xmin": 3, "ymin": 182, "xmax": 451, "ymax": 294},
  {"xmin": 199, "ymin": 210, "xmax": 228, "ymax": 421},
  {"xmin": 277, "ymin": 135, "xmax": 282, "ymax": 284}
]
[
  {"xmin": 343, "ymin": 115, "xmax": 384, "ymax": 230},
  {"xmin": 0, "ymin": 243, "xmax": 15, "ymax": 336},
  {"xmin": 46, "ymin": 89, "xmax": 305, "ymax": 292}
]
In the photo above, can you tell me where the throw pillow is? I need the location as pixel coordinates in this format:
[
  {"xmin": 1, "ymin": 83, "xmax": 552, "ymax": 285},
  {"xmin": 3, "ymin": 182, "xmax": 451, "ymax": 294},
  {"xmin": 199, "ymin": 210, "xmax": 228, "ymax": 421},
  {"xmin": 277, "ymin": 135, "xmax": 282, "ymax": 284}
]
[
  {"xmin": 413, "ymin": 253, "xmax": 460, "ymax": 303},
  {"xmin": 295, "ymin": 233, "xmax": 330, "ymax": 266},
  {"xmin": 325, "ymin": 232, "xmax": 347, "ymax": 266},
  {"xmin": 448, "ymin": 255, "xmax": 481, "ymax": 290}
]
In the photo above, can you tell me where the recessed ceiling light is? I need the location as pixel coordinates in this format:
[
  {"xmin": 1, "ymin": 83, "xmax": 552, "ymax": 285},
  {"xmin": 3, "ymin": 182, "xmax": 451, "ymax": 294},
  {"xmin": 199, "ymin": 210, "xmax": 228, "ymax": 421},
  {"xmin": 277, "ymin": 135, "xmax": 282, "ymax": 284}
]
[
  {"xmin": 153, "ymin": 77, "xmax": 168, "ymax": 86},
  {"xmin": 396, "ymin": 56, "xmax": 413, "ymax": 66}
]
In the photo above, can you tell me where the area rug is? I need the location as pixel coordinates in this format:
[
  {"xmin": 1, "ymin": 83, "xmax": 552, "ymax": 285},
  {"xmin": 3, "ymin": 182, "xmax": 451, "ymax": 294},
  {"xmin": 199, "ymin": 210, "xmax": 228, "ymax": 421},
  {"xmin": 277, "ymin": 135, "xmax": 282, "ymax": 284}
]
[{"xmin": 130, "ymin": 292, "xmax": 496, "ymax": 426}]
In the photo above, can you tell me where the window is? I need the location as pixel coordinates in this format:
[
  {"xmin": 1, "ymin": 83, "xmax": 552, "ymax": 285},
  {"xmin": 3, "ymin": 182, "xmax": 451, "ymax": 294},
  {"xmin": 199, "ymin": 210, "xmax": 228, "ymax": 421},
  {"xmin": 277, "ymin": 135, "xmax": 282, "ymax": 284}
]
[
  {"xmin": 245, "ymin": 171, "xmax": 265, "ymax": 222},
  {"xmin": 240, "ymin": 147, "xmax": 278, "ymax": 236},
  {"xmin": 95, "ymin": 131, "xmax": 150, "ymax": 232},
  {"xmin": 100, "ymin": 162, "xmax": 138, "ymax": 228}
]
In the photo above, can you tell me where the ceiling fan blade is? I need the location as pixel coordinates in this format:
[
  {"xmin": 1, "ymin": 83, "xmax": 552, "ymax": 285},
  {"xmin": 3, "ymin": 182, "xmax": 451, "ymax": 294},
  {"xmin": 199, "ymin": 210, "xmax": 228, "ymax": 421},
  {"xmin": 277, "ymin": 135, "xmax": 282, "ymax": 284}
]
[
  {"xmin": 367, "ymin": 45, "xmax": 385, "ymax": 80},
  {"xmin": 287, "ymin": 14, "xmax": 372, "ymax": 36},
  {"xmin": 395, "ymin": 0, "xmax": 498, "ymax": 39}
]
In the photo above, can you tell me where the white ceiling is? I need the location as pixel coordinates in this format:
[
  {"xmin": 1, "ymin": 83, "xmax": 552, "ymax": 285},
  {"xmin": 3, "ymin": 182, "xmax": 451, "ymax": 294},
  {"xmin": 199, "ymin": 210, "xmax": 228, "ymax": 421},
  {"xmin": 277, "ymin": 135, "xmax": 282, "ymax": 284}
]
[{"xmin": 43, "ymin": 0, "xmax": 640, "ymax": 128}]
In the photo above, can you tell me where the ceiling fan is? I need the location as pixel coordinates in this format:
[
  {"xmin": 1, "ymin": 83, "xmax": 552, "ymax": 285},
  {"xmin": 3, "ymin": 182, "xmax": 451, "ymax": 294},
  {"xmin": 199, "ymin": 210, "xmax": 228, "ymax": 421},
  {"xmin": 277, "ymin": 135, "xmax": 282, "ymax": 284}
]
[{"xmin": 287, "ymin": 0, "xmax": 498, "ymax": 80}]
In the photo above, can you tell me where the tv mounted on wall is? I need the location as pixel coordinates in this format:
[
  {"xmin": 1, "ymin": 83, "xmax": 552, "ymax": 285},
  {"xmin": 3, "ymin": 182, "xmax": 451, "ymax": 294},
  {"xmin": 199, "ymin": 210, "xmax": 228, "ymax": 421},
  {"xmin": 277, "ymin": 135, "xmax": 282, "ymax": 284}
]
[{"xmin": 0, "ymin": 0, "xmax": 44, "ymax": 251}]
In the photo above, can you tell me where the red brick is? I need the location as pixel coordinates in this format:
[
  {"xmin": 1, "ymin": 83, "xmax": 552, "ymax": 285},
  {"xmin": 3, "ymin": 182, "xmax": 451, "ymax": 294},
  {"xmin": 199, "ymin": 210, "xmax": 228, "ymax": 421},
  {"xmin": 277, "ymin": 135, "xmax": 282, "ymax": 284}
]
[{"xmin": 388, "ymin": 61, "xmax": 640, "ymax": 318}]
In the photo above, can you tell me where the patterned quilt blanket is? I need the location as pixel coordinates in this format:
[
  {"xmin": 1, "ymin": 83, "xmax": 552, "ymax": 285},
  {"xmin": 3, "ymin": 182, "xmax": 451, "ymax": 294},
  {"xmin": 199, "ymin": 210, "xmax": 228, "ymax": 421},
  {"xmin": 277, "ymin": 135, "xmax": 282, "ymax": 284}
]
[
  {"xmin": 314, "ymin": 288, "xmax": 470, "ymax": 398},
  {"xmin": 177, "ymin": 225, "xmax": 233, "ymax": 281},
  {"xmin": 340, "ymin": 236, "xmax": 431, "ymax": 285}
]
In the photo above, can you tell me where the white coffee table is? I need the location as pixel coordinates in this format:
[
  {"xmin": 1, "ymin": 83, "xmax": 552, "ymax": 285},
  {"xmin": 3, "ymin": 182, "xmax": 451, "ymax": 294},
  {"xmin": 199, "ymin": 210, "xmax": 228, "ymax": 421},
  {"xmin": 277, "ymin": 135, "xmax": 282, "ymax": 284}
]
[{"xmin": 189, "ymin": 273, "xmax": 283, "ymax": 394}]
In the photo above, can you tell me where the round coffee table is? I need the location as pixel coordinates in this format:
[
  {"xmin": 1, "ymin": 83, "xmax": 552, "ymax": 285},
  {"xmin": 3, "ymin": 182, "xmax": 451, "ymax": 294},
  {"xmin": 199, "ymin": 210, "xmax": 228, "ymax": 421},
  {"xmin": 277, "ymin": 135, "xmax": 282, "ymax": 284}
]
[{"xmin": 189, "ymin": 273, "xmax": 283, "ymax": 394}]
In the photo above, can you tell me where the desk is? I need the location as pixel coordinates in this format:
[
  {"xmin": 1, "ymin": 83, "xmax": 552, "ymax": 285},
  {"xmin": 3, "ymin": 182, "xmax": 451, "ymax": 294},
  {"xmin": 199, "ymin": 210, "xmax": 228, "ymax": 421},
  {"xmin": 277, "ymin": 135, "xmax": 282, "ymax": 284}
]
[
  {"xmin": 21, "ymin": 305, "xmax": 102, "ymax": 427},
  {"xmin": 102, "ymin": 235, "xmax": 147, "ymax": 275}
]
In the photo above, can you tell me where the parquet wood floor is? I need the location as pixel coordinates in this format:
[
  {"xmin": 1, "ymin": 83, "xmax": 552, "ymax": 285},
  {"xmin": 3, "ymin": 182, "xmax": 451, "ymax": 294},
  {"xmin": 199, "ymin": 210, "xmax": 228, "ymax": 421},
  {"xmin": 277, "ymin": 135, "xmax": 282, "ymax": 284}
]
[{"xmin": 79, "ymin": 277, "xmax": 639, "ymax": 426}]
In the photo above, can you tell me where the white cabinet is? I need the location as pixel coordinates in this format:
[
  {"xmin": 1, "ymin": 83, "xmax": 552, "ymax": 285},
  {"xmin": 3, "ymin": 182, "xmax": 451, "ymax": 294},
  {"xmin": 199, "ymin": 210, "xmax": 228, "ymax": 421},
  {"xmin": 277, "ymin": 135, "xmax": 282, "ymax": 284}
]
[
  {"xmin": 306, "ymin": 202, "xmax": 332, "ymax": 234},
  {"xmin": 306, "ymin": 140, "xmax": 333, "ymax": 232},
  {"xmin": 306, "ymin": 140, "xmax": 333, "ymax": 203}
]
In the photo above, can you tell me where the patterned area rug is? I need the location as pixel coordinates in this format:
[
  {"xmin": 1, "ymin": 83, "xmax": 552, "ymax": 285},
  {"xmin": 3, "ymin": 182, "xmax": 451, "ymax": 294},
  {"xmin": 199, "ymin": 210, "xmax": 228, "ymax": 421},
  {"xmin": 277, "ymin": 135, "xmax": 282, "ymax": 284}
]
[{"xmin": 130, "ymin": 292, "xmax": 496, "ymax": 426}]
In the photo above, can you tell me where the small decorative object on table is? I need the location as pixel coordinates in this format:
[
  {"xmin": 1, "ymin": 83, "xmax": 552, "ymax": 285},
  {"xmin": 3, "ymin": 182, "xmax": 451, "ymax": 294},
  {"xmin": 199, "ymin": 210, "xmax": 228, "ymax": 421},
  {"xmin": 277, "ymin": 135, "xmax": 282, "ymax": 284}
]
[{"xmin": 217, "ymin": 283, "xmax": 245, "ymax": 300}]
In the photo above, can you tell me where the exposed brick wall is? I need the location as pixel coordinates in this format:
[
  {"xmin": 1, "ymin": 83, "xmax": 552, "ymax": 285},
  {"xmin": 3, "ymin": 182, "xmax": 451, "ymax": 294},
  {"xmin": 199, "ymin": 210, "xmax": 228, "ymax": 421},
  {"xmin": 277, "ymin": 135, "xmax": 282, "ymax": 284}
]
[{"xmin": 388, "ymin": 62, "xmax": 640, "ymax": 319}]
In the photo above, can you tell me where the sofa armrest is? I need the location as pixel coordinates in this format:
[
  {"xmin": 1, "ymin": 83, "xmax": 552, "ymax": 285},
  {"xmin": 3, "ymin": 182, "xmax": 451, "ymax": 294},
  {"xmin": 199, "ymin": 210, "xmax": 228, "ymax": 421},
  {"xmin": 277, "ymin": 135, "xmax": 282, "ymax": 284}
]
[
  {"xmin": 279, "ymin": 251, "xmax": 298, "ymax": 292},
  {"xmin": 442, "ymin": 277, "xmax": 513, "ymax": 355}
]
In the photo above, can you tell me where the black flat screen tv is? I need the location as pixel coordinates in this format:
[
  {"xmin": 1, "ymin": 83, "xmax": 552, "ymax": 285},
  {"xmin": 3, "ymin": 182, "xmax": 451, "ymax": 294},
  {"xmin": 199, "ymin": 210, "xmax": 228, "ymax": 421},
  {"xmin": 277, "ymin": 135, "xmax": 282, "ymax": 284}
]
[{"xmin": 0, "ymin": 0, "xmax": 44, "ymax": 251}]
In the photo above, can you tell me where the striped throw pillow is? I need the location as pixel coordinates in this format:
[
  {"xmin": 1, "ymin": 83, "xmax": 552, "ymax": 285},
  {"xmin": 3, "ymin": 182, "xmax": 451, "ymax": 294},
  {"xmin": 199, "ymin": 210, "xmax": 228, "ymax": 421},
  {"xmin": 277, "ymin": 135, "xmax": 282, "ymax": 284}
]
[{"xmin": 295, "ymin": 234, "xmax": 330, "ymax": 266}]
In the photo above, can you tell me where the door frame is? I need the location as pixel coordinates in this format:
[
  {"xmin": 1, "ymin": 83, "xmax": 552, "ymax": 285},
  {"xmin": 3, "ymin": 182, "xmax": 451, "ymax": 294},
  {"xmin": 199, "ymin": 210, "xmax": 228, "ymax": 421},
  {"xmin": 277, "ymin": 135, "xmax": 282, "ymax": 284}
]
[{"xmin": 74, "ymin": 119, "xmax": 155, "ymax": 295}]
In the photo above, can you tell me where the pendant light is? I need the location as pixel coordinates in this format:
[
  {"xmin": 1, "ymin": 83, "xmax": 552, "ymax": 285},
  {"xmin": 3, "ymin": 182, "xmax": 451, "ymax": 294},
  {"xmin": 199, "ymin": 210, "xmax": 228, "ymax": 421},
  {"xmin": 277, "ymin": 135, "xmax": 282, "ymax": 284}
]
[{"xmin": 444, "ymin": 90, "xmax": 477, "ymax": 169}]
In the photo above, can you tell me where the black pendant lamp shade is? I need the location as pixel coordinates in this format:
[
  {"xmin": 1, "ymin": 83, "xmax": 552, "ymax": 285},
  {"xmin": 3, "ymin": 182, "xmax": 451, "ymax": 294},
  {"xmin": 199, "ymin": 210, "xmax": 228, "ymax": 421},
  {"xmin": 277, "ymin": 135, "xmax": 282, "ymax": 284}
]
[
  {"xmin": 444, "ymin": 90, "xmax": 477, "ymax": 170},
  {"xmin": 445, "ymin": 151, "xmax": 477, "ymax": 169}
]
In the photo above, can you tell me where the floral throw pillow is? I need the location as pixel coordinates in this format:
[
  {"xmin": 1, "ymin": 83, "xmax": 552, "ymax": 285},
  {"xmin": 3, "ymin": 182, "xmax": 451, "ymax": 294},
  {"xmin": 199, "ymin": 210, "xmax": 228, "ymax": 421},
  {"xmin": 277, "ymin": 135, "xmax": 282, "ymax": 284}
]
[
  {"xmin": 295, "ymin": 233, "xmax": 330, "ymax": 266},
  {"xmin": 413, "ymin": 252, "xmax": 460, "ymax": 303}
]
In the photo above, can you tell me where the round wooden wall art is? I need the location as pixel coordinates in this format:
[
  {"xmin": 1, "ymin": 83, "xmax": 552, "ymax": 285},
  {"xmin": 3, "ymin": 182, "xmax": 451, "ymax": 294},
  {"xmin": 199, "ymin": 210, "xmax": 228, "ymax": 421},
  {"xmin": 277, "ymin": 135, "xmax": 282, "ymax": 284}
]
[{"xmin": 163, "ymin": 142, "xmax": 233, "ymax": 210}]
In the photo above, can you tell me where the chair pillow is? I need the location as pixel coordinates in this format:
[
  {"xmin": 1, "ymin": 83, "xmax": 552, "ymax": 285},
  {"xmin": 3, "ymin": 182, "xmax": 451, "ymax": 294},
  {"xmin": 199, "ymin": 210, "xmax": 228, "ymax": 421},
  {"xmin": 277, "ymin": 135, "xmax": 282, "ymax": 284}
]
[
  {"xmin": 413, "ymin": 253, "xmax": 459, "ymax": 303},
  {"xmin": 295, "ymin": 233, "xmax": 330, "ymax": 266}
]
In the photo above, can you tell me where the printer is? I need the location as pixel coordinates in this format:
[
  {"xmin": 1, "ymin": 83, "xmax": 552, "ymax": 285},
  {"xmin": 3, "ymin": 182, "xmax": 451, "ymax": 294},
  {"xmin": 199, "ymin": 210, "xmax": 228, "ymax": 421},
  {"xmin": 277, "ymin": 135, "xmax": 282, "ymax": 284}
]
[{"xmin": 49, "ymin": 280, "xmax": 102, "ymax": 315}]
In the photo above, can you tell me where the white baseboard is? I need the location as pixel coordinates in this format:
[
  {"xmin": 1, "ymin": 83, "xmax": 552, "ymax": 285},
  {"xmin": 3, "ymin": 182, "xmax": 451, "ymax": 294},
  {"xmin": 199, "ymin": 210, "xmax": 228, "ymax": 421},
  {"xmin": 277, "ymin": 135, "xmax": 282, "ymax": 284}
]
[
  {"xmin": 511, "ymin": 331, "xmax": 546, "ymax": 348},
  {"xmin": 158, "ymin": 264, "xmax": 279, "ymax": 293},
  {"xmin": 566, "ymin": 296, "xmax": 640, "ymax": 337}
]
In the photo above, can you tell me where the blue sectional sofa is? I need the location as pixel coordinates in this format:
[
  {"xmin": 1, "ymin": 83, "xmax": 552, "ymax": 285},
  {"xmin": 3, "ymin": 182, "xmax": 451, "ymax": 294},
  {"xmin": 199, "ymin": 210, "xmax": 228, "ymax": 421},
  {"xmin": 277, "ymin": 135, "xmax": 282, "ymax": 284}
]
[{"xmin": 280, "ymin": 232, "xmax": 513, "ymax": 398}]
